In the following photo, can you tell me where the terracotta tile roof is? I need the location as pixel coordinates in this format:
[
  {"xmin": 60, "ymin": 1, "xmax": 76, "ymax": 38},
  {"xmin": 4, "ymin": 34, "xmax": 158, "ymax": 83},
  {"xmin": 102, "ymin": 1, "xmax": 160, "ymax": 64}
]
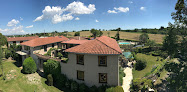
[
  {"xmin": 65, "ymin": 36, "xmax": 122, "ymax": 54},
  {"xmin": 69, "ymin": 36, "xmax": 88, "ymax": 40},
  {"xmin": 62, "ymin": 39, "xmax": 90, "ymax": 45},
  {"xmin": 7, "ymin": 36, "xmax": 39, "ymax": 42},
  {"xmin": 21, "ymin": 36, "xmax": 68, "ymax": 47}
]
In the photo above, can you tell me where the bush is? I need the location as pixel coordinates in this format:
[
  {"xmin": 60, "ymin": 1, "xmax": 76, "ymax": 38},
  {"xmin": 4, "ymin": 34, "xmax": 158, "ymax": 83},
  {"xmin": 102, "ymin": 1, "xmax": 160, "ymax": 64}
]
[
  {"xmin": 53, "ymin": 74, "xmax": 67, "ymax": 88},
  {"xmin": 47, "ymin": 74, "xmax": 53, "ymax": 86},
  {"xmin": 57, "ymin": 52, "xmax": 63, "ymax": 59},
  {"xmin": 106, "ymin": 86, "xmax": 124, "ymax": 92},
  {"xmin": 43, "ymin": 59, "xmax": 61, "ymax": 76},
  {"xmin": 119, "ymin": 66, "xmax": 126, "ymax": 85},
  {"xmin": 79, "ymin": 83, "xmax": 88, "ymax": 92},
  {"xmin": 71, "ymin": 81, "xmax": 79, "ymax": 92},
  {"xmin": 65, "ymin": 79, "xmax": 72, "ymax": 89},
  {"xmin": 89, "ymin": 85, "xmax": 98, "ymax": 92},
  {"xmin": 98, "ymin": 85, "xmax": 109, "ymax": 92},
  {"xmin": 22, "ymin": 57, "xmax": 37, "ymax": 74},
  {"xmin": 135, "ymin": 60, "xmax": 147, "ymax": 70},
  {"xmin": 74, "ymin": 32, "xmax": 80, "ymax": 36}
]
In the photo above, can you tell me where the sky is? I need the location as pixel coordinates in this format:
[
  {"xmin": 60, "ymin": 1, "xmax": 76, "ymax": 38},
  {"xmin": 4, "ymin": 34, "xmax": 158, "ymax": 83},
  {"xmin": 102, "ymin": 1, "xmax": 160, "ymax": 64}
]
[{"xmin": 0, "ymin": 0, "xmax": 178, "ymax": 35}]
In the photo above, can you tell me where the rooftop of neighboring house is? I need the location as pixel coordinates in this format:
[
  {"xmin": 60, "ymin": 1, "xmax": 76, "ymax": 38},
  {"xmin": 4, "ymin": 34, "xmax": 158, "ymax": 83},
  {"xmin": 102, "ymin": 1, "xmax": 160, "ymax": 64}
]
[
  {"xmin": 21, "ymin": 36, "xmax": 68, "ymax": 47},
  {"xmin": 7, "ymin": 36, "xmax": 39, "ymax": 42},
  {"xmin": 65, "ymin": 36, "xmax": 122, "ymax": 55},
  {"xmin": 69, "ymin": 36, "xmax": 88, "ymax": 40},
  {"xmin": 62, "ymin": 39, "xmax": 90, "ymax": 45}
]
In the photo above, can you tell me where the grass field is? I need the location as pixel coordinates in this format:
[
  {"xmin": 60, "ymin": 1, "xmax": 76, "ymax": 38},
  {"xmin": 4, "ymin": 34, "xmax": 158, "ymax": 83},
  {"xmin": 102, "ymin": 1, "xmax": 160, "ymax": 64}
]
[
  {"xmin": 132, "ymin": 53, "xmax": 164, "ymax": 79},
  {"xmin": 67, "ymin": 31, "xmax": 165, "ymax": 43},
  {"xmin": 0, "ymin": 60, "xmax": 62, "ymax": 92}
]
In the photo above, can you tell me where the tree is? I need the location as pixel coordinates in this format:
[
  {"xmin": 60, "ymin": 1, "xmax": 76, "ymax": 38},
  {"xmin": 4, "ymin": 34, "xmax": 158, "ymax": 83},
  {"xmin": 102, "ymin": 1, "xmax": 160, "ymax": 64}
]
[
  {"xmin": 163, "ymin": 27, "xmax": 178, "ymax": 58},
  {"xmin": 139, "ymin": 33, "xmax": 149, "ymax": 44},
  {"xmin": 90, "ymin": 29, "xmax": 103, "ymax": 38},
  {"xmin": 74, "ymin": 31, "xmax": 80, "ymax": 36},
  {"xmin": 115, "ymin": 28, "xmax": 120, "ymax": 41},
  {"xmin": 22, "ymin": 57, "xmax": 37, "ymax": 74},
  {"xmin": 0, "ymin": 47, "xmax": 4, "ymax": 79},
  {"xmin": 0, "ymin": 33, "xmax": 7, "ymax": 46}
]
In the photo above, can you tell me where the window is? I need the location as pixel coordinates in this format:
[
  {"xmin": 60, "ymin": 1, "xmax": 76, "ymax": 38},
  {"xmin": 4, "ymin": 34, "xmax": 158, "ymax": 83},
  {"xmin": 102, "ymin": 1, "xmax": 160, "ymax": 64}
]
[
  {"xmin": 77, "ymin": 54, "xmax": 84, "ymax": 65},
  {"xmin": 99, "ymin": 73, "xmax": 107, "ymax": 83},
  {"xmin": 20, "ymin": 41, "xmax": 23, "ymax": 43},
  {"xmin": 43, "ymin": 45, "xmax": 47, "ymax": 52},
  {"xmin": 13, "ymin": 41, "xmax": 16, "ymax": 44},
  {"xmin": 77, "ymin": 70, "xmax": 84, "ymax": 80},
  {"xmin": 52, "ymin": 43, "xmax": 54, "ymax": 47},
  {"xmin": 98, "ymin": 56, "xmax": 107, "ymax": 66}
]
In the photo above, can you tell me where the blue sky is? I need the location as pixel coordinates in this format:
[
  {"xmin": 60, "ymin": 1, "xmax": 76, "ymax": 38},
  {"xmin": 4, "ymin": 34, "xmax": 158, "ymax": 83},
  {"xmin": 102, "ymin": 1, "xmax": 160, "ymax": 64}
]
[{"xmin": 0, "ymin": 0, "xmax": 177, "ymax": 35}]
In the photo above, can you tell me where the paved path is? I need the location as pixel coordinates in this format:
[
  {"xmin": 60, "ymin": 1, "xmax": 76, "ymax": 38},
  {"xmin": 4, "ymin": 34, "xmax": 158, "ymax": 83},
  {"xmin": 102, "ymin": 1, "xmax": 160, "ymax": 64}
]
[{"xmin": 122, "ymin": 62, "xmax": 133, "ymax": 92}]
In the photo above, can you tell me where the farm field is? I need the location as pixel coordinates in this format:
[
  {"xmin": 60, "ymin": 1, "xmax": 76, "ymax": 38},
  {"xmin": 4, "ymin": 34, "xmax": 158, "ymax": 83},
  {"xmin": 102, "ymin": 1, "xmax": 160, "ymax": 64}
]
[{"xmin": 67, "ymin": 31, "xmax": 165, "ymax": 43}]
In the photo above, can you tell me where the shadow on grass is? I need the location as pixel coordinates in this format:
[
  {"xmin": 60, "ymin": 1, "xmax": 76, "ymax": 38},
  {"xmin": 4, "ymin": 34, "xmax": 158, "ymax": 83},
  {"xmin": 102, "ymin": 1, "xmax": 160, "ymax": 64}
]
[{"xmin": 13, "ymin": 60, "xmax": 22, "ymax": 67}]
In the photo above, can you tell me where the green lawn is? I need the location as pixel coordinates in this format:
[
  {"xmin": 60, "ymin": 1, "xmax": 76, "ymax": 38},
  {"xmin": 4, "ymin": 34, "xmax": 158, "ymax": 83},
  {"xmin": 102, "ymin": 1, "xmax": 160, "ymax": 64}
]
[
  {"xmin": 132, "ymin": 53, "xmax": 164, "ymax": 79},
  {"xmin": 0, "ymin": 60, "xmax": 62, "ymax": 92}
]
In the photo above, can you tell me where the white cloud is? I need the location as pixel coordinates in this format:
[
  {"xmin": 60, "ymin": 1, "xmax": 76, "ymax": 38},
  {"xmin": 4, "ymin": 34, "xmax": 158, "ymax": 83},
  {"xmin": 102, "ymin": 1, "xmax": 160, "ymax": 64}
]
[
  {"xmin": 140, "ymin": 7, "xmax": 146, "ymax": 11},
  {"xmin": 114, "ymin": 7, "xmax": 129, "ymax": 13},
  {"xmin": 65, "ymin": 1, "xmax": 96, "ymax": 15},
  {"xmin": 7, "ymin": 19, "xmax": 19, "ymax": 26},
  {"xmin": 26, "ymin": 25, "xmax": 33, "ymax": 28},
  {"xmin": 108, "ymin": 7, "xmax": 129, "ymax": 14},
  {"xmin": 128, "ymin": 1, "xmax": 133, "ymax": 4},
  {"xmin": 107, "ymin": 10, "xmax": 117, "ymax": 13},
  {"xmin": 34, "ymin": 1, "xmax": 96, "ymax": 24},
  {"xmin": 20, "ymin": 17, "xmax": 23, "ymax": 21},
  {"xmin": 95, "ymin": 20, "xmax": 99, "ymax": 22},
  {"xmin": 0, "ymin": 25, "xmax": 26, "ymax": 35},
  {"xmin": 75, "ymin": 17, "xmax": 80, "ymax": 20}
]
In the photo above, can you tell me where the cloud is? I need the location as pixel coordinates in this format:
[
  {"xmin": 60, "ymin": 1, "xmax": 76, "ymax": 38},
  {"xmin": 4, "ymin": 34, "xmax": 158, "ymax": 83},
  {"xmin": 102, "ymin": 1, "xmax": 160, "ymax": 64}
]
[
  {"xmin": 20, "ymin": 17, "xmax": 23, "ymax": 21},
  {"xmin": 75, "ymin": 17, "xmax": 80, "ymax": 20},
  {"xmin": 128, "ymin": 1, "xmax": 133, "ymax": 4},
  {"xmin": 26, "ymin": 25, "xmax": 33, "ymax": 28},
  {"xmin": 140, "ymin": 7, "xmax": 146, "ymax": 11},
  {"xmin": 107, "ymin": 10, "xmax": 117, "ymax": 13},
  {"xmin": 95, "ymin": 20, "xmax": 99, "ymax": 22},
  {"xmin": 7, "ymin": 19, "xmax": 19, "ymax": 26},
  {"xmin": 0, "ymin": 25, "xmax": 26, "ymax": 35},
  {"xmin": 34, "ymin": 1, "xmax": 96, "ymax": 24},
  {"xmin": 114, "ymin": 7, "xmax": 129, "ymax": 13},
  {"xmin": 108, "ymin": 7, "xmax": 129, "ymax": 14}
]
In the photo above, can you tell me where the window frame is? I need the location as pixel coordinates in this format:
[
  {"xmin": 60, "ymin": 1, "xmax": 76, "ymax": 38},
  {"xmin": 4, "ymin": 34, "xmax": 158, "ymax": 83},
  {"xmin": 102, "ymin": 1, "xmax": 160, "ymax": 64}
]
[
  {"xmin": 99, "ymin": 73, "xmax": 107, "ymax": 83},
  {"xmin": 98, "ymin": 56, "xmax": 107, "ymax": 66},
  {"xmin": 77, "ymin": 54, "xmax": 84, "ymax": 65},
  {"xmin": 77, "ymin": 70, "xmax": 84, "ymax": 81}
]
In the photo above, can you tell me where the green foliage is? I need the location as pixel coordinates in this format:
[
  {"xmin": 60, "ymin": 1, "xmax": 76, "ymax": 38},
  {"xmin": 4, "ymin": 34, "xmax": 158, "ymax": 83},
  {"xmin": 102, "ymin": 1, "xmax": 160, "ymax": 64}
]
[
  {"xmin": 0, "ymin": 33, "xmax": 7, "ymax": 46},
  {"xmin": 163, "ymin": 28, "xmax": 178, "ymax": 58},
  {"xmin": 139, "ymin": 33, "xmax": 149, "ymax": 44},
  {"xmin": 115, "ymin": 28, "xmax": 120, "ymax": 41},
  {"xmin": 130, "ymin": 78, "xmax": 153, "ymax": 92},
  {"xmin": 4, "ymin": 44, "xmax": 19, "ymax": 60},
  {"xmin": 45, "ymin": 48, "xmax": 57, "ymax": 56},
  {"xmin": 65, "ymin": 79, "xmax": 72, "ymax": 89},
  {"xmin": 71, "ymin": 81, "xmax": 79, "ymax": 92},
  {"xmin": 135, "ymin": 60, "xmax": 147, "ymax": 71},
  {"xmin": 89, "ymin": 85, "xmax": 98, "ymax": 92},
  {"xmin": 79, "ymin": 83, "xmax": 88, "ymax": 92},
  {"xmin": 53, "ymin": 74, "xmax": 67, "ymax": 87},
  {"xmin": 74, "ymin": 32, "xmax": 80, "ymax": 36},
  {"xmin": 22, "ymin": 57, "xmax": 37, "ymax": 74},
  {"xmin": 57, "ymin": 52, "xmax": 63, "ymax": 59},
  {"xmin": 119, "ymin": 66, "xmax": 125, "ymax": 85},
  {"xmin": 47, "ymin": 74, "xmax": 53, "ymax": 86},
  {"xmin": 106, "ymin": 86, "xmax": 124, "ymax": 92},
  {"xmin": 90, "ymin": 29, "xmax": 103, "ymax": 38},
  {"xmin": 43, "ymin": 59, "xmax": 61, "ymax": 76}
]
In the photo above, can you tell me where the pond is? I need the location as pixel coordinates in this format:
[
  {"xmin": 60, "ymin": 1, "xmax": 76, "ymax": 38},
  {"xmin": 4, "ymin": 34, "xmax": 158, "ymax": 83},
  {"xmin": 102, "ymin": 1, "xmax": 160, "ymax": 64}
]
[
  {"xmin": 119, "ymin": 42, "xmax": 131, "ymax": 45},
  {"xmin": 123, "ymin": 52, "xmax": 133, "ymax": 59}
]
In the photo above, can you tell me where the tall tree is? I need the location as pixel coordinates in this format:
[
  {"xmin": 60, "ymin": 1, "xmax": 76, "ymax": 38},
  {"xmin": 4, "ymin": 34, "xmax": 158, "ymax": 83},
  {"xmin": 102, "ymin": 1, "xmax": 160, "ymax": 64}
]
[
  {"xmin": 163, "ymin": 27, "xmax": 178, "ymax": 58},
  {"xmin": 0, "ymin": 33, "xmax": 7, "ymax": 46},
  {"xmin": 115, "ymin": 28, "xmax": 120, "ymax": 41},
  {"xmin": 90, "ymin": 29, "xmax": 103, "ymax": 38},
  {"xmin": 139, "ymin": 33, "xmax": 149, "ymax": 44},
  {"xmin": 74, "ymin": 32, "xmax": 80, "ymax": 36}
]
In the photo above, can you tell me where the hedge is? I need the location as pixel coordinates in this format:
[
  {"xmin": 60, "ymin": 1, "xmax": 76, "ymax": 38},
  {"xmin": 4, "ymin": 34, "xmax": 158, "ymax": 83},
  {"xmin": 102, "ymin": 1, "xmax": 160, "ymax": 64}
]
[
  {"xmin": 43, "ymin": 59, "xmax": 61, "ymax": 76},
  {"xmin": 106, "ymin": 86, "xmax": 124, "ymax": 92},
  {"xmin": 22, "ymin": 57, "xmax": 37, "ymax": 74}
]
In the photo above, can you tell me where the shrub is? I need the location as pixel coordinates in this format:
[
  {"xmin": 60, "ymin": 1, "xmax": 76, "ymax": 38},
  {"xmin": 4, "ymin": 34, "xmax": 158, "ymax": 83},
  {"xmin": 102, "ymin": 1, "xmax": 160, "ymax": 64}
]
[
  {"xmin": 53, "ymin": 74, "xmax": 67, "ymax": 88},
  {"xmin": 106, "ymin": 86, "xmax": 124, "ymax": 92},
  {"xmin": 47, "ymin": 74, "xmax": 53, "ymax": 86},
  {"xmin": 98, "ymin": 85, "xmax": 109, "ymax": 92},
  {"xmin": 119, "ymin": 66, "xmax": 126, "ymax": 85},
  {"xmin": 22, "ymin": 57, "xmax": 37, "ymax": 74},
  {"xmin": 130, "ymin": 78, "xmax": 153, "ymax": 92},
  {"xmin": 79, "ymin": 83, "xmax": 88, "ymax": 92},
  {"xmin": 89, "ymin": 85, "xmax": 98, "ymax": 92},
  {"xmin": 135, "ymin": 60, "xmax": 147, "ymax": 70},
  {"xmin": 43, "ymin": 59, "xmax": 61, "ymax": 76},
  {"xmin": 71, "ymin": 81, "xmax": 79, "ymax": 92},
  {"xmin": 57, "ymin": 52, "xmax": 63, "ymax": 59},
  {"xmin": 65, "ymin": 79, "xmax": 72, "ymax": 89},
  {"xmin": 5, "ymin": 49, "xmax": 12, "ymax": 59}
]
